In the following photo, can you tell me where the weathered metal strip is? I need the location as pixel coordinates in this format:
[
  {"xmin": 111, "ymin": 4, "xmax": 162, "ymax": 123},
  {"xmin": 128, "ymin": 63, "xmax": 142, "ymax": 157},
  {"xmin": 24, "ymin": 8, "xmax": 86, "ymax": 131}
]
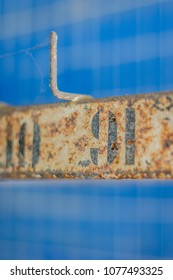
[{"xmin": 0, "ymin": 91, "xmax": 173, "ymax": 179}]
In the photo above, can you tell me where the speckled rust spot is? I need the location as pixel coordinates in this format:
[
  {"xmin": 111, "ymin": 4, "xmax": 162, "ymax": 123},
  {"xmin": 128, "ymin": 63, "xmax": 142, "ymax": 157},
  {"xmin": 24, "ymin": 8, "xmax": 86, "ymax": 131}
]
[
  {"xmin": 127, "ymin": 140, "xmax": 135, "ymax": 145},
  {"xmin": 49, "ymin": 122, "xmax": 59, "ymax": 135},
  {"xmin": 163, "ymin": 139, "xmax": 173, "ymax": 149},
  {"xmin": 74, "ymin": 136, "xmax": 87, "ymax": 151},
  {"xmin": 111, "ymin": 142, "xmax": 119, "ymax": 150}
]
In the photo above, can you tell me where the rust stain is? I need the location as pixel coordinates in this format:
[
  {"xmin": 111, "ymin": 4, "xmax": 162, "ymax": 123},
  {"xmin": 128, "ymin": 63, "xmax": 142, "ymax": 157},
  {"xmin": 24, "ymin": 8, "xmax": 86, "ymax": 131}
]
[
  {"xmin": 164, "ymin": 139, "xmax": 173, "ymax": 148},
  {"xmin": 74, "ymin": 136, "xmax": 87, "ymax": 152},
  {"xmin": 0, "ymin": 91, "xmax": 173, "ymax": 179},
  {"xmin": 111, "ymin": 142, "xmax": 119, "ymax": 150},
  {"xmin": 127, "ymin": 140, "xmax": 135, "ymax": 145}
]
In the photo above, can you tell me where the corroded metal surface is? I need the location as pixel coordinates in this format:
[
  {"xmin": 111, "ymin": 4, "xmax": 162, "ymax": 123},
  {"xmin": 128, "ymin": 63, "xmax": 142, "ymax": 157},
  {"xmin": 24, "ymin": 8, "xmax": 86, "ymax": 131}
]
[{"xmin": 0, "ymin": 91, "xmax": 173, "ymax": 179}]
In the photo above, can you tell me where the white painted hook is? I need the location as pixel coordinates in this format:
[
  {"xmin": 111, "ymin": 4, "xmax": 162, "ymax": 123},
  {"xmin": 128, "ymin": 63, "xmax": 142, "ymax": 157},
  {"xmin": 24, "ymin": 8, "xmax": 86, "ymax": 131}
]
[{"xmin": 50, "ymin": 31, "xmax": 93, "ymax": 101}]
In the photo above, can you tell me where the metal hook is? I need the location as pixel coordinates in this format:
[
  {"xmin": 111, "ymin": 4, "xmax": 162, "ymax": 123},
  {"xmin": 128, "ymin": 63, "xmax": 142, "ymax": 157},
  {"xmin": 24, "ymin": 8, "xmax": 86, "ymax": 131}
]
[{"xmin": 50, "ymin": 31, "xmax": 93, "ymax": 101}]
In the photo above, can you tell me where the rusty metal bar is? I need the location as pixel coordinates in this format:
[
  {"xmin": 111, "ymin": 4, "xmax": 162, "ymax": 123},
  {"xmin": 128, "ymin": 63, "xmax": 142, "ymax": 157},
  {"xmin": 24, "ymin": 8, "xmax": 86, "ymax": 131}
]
[{"xmin": 0, "ymin": 91, "xmax": 173, "ymax": 179}]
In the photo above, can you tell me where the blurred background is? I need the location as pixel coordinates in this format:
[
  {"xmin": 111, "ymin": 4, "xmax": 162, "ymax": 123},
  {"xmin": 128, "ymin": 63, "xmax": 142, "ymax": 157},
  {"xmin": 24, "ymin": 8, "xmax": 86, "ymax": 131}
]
[{"xmin": 0, "ymin": 0, "xmax": 173, "ymax": 259}]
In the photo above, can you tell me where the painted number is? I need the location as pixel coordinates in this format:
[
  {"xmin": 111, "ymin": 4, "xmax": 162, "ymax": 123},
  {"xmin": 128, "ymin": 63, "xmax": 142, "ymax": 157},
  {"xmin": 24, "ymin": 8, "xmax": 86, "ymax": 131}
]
[
  {"xmin": 6, "ymin": 122, "xmax": 40, "ymax": 168},
  {"xmin": 90, "ymin": 108, "xmax": 136, "ymax": 165}
]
